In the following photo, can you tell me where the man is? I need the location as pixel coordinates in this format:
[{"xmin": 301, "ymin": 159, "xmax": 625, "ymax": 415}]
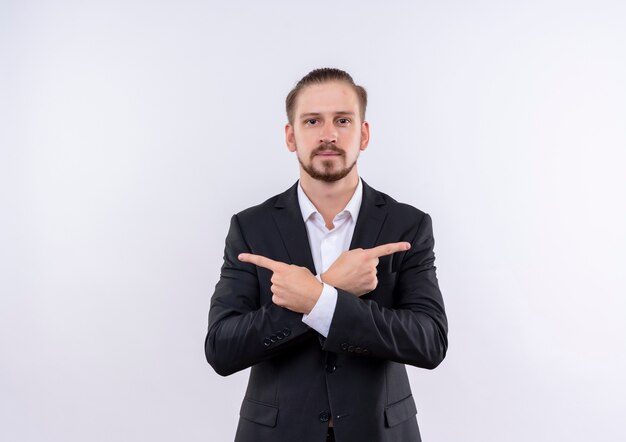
[{"xmin": 205, "ymin": 68, "xmax": 448, "ymax": 442}]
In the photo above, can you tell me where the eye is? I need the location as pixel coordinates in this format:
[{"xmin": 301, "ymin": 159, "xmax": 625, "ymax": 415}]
[
  {"xmin": 304, "ymin": 118, "xmax": 319, "ymax": 126},
  {"xmin": 337, "ymin": 118, "xmax": 351, "ymax": 125}
]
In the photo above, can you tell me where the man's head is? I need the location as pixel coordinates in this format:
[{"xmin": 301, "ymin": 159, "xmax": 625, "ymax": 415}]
[{"xmin": 285, "ymin": 68, "xmax": 370, "ymax": 183}]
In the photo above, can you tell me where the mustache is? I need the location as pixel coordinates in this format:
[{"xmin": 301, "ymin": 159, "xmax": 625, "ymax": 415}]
[{"xmin": 311, "ymin": 143, "xmax": 344, "ymax": 158}]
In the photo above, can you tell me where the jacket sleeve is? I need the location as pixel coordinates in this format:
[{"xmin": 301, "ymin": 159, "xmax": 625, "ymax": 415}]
[
  {"xmin": 205, "ymin": 214, "xmax": 314, "ymax": 376},
  {"xmin": 322, "ymin": 213, "xmax": 448, "ymax": 369}
]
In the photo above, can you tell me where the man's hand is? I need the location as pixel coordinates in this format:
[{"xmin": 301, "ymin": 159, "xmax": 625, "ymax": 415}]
[
  {"xmin": 320, "ymin": 242, "xmax": 411, "ymax": 296},
  {"xmin": 238, "ymin": 253, "xmax": 323, "ymax": 314}
]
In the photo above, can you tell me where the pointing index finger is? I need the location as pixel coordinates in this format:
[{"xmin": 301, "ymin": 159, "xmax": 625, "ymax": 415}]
[
  {"xmin": 367, "ymin": 242, "xmax": 411, "ymax": 258},
  {"xmin": 238, "ymin": 253, "xmax": 285, "ymax": 272}
]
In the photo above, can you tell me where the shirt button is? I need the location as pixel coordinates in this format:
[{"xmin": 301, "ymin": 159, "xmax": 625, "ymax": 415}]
[{"xmin": 319, "ymin": 411, "xmax": 330, "ymax": 422}]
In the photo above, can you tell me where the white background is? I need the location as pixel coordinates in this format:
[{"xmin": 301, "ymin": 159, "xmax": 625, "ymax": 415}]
[{"xmin": 1, "ymin": 1, "xmax": 625, "ymax": 441}]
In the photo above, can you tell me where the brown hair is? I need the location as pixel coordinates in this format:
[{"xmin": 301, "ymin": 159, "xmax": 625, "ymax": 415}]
[{"xmin": 285, "ymin": 68, "xmax": 367, "ymax": 124}]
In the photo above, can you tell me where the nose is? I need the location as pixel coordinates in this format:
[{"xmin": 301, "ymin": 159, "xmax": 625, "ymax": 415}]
[{"xmin": 319, "ymin": 122, "xmax": 338, "ymax": 144}]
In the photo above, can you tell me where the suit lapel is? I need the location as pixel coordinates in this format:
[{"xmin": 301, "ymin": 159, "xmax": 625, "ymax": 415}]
[
  {"xmin": 271, "ymin": 179, "xmax": 388, "ymax": 275},
  {"xmin": 271, "ymin": 182, "xmax": 317, "ymax": 274},
  {"xmin": 349, "ymin": 179, "xmax": 388, "ymax": 250}
]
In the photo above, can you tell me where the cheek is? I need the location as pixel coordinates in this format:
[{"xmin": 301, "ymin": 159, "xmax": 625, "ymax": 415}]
[
  {"xmin": 294, "ymin": 132, "xmax": 314, "ymax": 147},
  {"xmin": 345, "ymin": 136, "xmax": 363, "ymax": 154}
]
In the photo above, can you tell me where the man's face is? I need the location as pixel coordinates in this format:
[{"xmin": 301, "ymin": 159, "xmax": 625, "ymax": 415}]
[{"xmin": 285, "ymin": 81, "xmax": 370, "ymax": 183}]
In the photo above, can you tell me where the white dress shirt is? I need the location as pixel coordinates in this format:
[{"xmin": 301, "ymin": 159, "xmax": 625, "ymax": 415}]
[{"xmin": 299, "ymin": 178, "xmax": 363, "ymax": 337}]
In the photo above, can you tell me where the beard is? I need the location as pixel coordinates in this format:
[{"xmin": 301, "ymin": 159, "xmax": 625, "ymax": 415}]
[{"xmin": 297, "ymin": 142, "xmax": 358, "ymax": 183}]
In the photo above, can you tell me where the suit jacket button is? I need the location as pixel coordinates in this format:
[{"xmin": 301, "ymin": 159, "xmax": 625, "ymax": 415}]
[
  {"xmin": 363, "ymin": 349, "xmax": 370, "ymax": 355},
  {"xmin": 319, "ymin": 411, "xmax": 330, "ymax": 422},
  {"xmin": 276, "ymin": 331, "xmax": 285, "ymax": 340},
  {"xmin": 282, "ymin": 328, "xmax": 291, "ymax": 337},
  {"xmin": 326, "ymin": 364, "xmax": 336, "ymax": 373},
  {"xmin": 340, "ymin": 343, "xmax": 348, "ymax": 351},
  {"xmin": 355, "ymin": 347, "xmax": 362, "ymax": 354},
  {"xmin": 263, "ymin": 338, "xmax": 271, "ymax": 347},
  {"xmin": 270, "ymin": 334, "xmax": 278, "ymax": 343},
  {"xmin": 348, "ymin": 345, "xmax": 355, "ymax": 353}
]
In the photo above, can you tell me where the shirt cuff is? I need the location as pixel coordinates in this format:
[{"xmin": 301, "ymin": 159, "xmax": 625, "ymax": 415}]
[{"xmin": 302, "ymin": 283, "xmax": 338, "ymax": 337}]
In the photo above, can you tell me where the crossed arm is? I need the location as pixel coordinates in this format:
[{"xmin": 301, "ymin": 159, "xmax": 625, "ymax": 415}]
[{"xmin": 205, "ymin": 214, "xmax": 447, "ymax": 376}]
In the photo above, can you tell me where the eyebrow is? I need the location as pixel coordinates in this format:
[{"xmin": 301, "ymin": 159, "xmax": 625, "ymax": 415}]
[{"xmin": 299, "ymin": 111, "xmax": 356, "ymax": 118}]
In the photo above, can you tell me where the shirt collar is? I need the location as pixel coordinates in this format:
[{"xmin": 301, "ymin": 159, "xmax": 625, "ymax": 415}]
[{"xmin": 297, "ymin": 178, "xmax": 363, "ymax": 223}]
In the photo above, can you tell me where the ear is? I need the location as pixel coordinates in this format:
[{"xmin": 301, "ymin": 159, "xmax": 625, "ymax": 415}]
[
  {"xmin": 359, "ymin": 121, "xmax": 370, "ymax": 151},
  {"xmin": 285, "ymin": 123, "xmax": 296, "ymax": 152}
]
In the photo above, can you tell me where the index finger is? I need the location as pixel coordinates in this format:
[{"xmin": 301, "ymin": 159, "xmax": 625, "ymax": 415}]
[
  {"xmin": 238, "ymin": 253, "xmax": 285, "ymax": 272},
  {"xmin": 366, "ymin": 242, "xmax": 411, "ymax": 258}
]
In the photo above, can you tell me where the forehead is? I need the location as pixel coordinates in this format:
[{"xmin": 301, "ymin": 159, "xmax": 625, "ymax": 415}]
[{"xmin": 295, "ymin": 81, "xmax": 360, "ymax": 117}]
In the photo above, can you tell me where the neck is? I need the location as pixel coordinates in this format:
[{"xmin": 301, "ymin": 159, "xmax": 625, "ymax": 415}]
[{"xmin": 299, "ymin": 168, "xmax": 360, "ymax": 228}]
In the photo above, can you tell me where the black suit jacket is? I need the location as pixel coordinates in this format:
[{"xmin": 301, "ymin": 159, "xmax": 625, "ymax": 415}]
[{"xmin": 205, "ymin": 180, "xmax": 448, "ymax": 442}]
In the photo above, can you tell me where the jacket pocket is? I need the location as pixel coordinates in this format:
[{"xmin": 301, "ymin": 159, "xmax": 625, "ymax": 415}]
[
  {"xmin": 384, "ymin": 394, "xmax": 417, "ymax": 428},
  {"xmin": 239, "ymin": 398, "xmax": 279, "ymax": 427}
]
